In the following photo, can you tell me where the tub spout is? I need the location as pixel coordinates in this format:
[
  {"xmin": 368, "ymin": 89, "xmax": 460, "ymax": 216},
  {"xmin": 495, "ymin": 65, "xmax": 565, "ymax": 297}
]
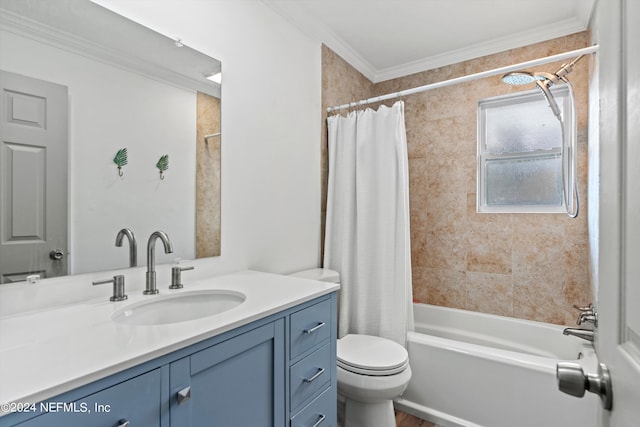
[{"xmin": 563, "ymin": 327, "xmax": 594, "ymax": 342}]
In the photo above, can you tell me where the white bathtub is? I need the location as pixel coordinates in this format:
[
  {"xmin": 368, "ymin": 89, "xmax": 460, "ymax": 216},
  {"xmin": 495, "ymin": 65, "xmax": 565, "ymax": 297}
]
[{"xmin": 394, "ymin": 303, "xmax": 600, "ymax": 427}]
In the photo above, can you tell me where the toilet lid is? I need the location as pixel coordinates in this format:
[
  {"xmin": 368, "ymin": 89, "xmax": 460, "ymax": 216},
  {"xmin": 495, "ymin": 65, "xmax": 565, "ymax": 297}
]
[{"xmin": 337, "ymin": 334, "xmax": 408, "ymax": 376}]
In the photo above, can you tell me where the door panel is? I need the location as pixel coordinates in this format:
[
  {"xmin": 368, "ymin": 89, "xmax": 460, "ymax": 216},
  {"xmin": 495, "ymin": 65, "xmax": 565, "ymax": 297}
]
[
  {"xmin": 596, "ymin": 0, "xmax": 640, "ymax": 425},
  {"xmin": 170, "ymin": 321, "xmax": 286, "ymax": 427},
  {"xmin": 0, "ymin": 70, "xmax": 68, "ymax": 283},
  {"xmin": 5, "ymin": 142, "xmax": 46, "ymax": 239},
  {"xmin": 623, "ymin": 0, "xmax": 640, "ymax": 358}
]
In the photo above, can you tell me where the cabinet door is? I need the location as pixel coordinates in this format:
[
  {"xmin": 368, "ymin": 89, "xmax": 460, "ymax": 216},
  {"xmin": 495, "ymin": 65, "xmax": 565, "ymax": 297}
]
[
  {"xmin": 170, "ymin": 320, "xmax": 285, "ymax": 427},
  {"xmin": 18, "ymin": 369, "xmax": 162, "ymax": 427}
]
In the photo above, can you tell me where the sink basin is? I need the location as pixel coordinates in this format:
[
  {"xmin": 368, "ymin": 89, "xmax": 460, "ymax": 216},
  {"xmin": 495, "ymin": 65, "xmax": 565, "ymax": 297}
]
[{"xmin": 112, "ymin": 290, "xmax": 246, "ymax": 325}]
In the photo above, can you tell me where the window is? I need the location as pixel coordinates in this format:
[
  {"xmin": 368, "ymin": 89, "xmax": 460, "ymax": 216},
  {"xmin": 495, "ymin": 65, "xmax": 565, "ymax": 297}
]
[{"xmin": 477, "ymin": 85, "xmax": 573, "ymax": 213}]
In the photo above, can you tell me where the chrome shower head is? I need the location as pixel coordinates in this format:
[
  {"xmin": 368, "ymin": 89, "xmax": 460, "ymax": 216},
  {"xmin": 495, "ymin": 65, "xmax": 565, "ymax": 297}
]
[
  {"xmin": 502, "ymin": 70, "xmax": 564, "ymax": 121},
  {"xmin": 501, "ymin": 71, "xmax": 542, "ymax": 85},
  {"xmin": 502, "ymin": 55, "xmax": 585, "ymax": 87},
  {"xmin": 535, "ymin": 80, "xmax": 562, "ymax": 120}
]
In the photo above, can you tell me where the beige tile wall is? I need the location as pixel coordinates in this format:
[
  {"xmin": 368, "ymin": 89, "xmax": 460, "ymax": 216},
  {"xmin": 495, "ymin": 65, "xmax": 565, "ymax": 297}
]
[
  {"xmin": 320, "ymin": 45, "xmax": 375, "ymax": 248},
  {"xmin": 195, "ymin": 92, "xmax": 221, "ymax": 258},
  {"xmin": 321, "ymin": 33, "xmax": 593, "ymax": 325}
]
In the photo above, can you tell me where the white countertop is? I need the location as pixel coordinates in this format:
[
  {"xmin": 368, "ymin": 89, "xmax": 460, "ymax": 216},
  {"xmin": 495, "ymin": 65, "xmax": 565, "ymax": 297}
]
[{"xmin": 0, "ymin": 270, "xmax": 338, "ymax": 413}]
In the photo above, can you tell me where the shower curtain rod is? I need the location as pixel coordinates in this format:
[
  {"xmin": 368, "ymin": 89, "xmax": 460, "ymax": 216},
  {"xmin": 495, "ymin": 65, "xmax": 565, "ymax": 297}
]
[{"xmin": 326, "ymin": 45, "xmax": 599, "ymax": 112}]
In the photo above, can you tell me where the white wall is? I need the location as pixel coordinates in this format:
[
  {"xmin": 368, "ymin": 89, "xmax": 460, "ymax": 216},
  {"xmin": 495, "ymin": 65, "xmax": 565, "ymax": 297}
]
[
  {"xmin": 0, "ymin": 29, "xmax": 197, "ymax": 274},
  {"xmin": 0, "ymin": 0, "xmax": 321, "ymax": 315},
  {"xmin": 94, "ymin": 0, "xmax": 323, "ymax": 276}
]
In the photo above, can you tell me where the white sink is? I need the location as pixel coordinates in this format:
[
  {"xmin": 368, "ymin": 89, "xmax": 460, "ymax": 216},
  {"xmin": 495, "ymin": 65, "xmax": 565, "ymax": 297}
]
[{"xmin": 112, "ymin": 290, "xmax": 246, "ymax": 325}]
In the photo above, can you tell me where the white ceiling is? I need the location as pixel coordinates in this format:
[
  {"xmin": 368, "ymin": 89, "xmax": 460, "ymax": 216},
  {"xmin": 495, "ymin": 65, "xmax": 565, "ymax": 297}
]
[{"xmin": 264, "ymin": 0, "xmax": 596, "ymax": 83}]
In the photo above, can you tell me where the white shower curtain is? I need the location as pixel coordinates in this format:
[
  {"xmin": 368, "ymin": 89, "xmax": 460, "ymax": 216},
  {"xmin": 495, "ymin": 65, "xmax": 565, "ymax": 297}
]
[{"xmin": 324, "ymin": 101, "xmax": 414, "ymax": 346}]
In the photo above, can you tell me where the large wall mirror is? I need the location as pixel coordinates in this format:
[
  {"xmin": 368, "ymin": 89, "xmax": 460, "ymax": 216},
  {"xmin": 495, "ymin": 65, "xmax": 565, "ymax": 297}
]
[{"xmin": 0, "ymin": 0, "xmax": 221, "ymax": 283}]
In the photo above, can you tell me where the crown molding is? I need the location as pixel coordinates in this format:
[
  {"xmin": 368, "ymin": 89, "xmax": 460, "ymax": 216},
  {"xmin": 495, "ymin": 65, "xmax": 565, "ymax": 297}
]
[
  {"xmin": 261, "ymin": 0, "xmax": 377, "ymax": 82},
  {"xmin": 373, "ymin": 17, "xmax": 590, "ymax": 82}
]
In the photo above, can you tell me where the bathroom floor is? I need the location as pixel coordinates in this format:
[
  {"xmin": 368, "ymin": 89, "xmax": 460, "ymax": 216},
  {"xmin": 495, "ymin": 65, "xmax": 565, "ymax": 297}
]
[{"xmin": 395, "ymin": 411, "xmax": 438, "ymax": 427}]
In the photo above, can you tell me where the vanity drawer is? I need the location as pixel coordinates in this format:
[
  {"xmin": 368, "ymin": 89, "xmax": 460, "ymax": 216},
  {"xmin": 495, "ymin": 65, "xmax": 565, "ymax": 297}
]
[
  {"xmin": 16, "ymin": 369, "xmax": 162, "ymax": 427},
  {"xmin": 290, "ymin": 343, "xmax": 331, "ymax": 411},
  {"xmin": 290, "ymin": 387, "xmax": 335, "ymax": 427},
  {"xmin": 290, "ymin": 299, "xmax": 331, "ymax": 360}
]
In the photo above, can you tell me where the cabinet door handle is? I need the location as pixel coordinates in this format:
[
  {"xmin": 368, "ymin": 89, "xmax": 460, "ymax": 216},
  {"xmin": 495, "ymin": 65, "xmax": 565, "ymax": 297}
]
[
  {"xmin": 118, "ymin": 420, "xmax": 130, "ymax": 427},
  {"xmin": 177, "ymin": 386, "xmax": 191, "ymax": 405},
  {"xmin": 312, "ymin": 414, "xmax": 326, "ymax": 427},
  {"xmin": 303, "ymin": 367, "xmax": 325, "ymax": 383},
  {"xmin": 303, "ymin": 322, "xmax": 325, "ymax": 334}
]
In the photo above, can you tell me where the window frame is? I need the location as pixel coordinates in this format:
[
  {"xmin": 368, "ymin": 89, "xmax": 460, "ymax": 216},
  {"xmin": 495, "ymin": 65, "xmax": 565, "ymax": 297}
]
[{"xmin": 477, "ymin": 85, "xmax": 573, "ymax": 214}]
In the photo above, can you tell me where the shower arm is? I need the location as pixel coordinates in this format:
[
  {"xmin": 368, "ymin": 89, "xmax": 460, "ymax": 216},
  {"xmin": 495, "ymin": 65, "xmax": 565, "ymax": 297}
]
[{"xmin": 551, "ymin": 55, "xmax": 585, "ymax": 84}]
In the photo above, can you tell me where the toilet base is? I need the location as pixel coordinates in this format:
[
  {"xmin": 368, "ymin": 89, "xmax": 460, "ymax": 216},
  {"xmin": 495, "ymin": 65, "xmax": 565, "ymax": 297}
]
[{"xmin": 344, "ymin": 398, "xmax": 395, "ymax": 427}]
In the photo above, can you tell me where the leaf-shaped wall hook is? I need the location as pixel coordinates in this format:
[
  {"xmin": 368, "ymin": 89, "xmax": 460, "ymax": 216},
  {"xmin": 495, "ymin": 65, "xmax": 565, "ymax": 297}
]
[
  {"xmin": 113, "ymin": 148, "xmax": 128, "ymax": 177},
  {"xmin": 156, "ymin": 154, "xmax": 169, "ymax": 180}
]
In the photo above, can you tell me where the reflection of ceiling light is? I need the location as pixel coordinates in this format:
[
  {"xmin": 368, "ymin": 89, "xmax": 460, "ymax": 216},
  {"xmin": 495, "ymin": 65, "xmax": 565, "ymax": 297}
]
[
  {"xmin": 174, "ymin": 38, "xmax": 184, "ymax": 48},
  {"xmin": 205, "ymin": 72, "xmax": 222, "ymax": 84}
]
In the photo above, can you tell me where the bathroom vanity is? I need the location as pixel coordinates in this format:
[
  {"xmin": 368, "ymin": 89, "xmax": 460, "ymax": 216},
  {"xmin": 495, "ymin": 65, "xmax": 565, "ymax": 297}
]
[{"xmin": 0, "ymin": 271, "xmax": 338, "ymax": 427}]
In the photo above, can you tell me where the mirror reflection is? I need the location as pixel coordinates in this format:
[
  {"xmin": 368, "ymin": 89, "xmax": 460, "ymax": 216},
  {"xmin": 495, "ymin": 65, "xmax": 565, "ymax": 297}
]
[{"xmin": 0, "ymin": 0, "xmax": 221, "ymax": 283}]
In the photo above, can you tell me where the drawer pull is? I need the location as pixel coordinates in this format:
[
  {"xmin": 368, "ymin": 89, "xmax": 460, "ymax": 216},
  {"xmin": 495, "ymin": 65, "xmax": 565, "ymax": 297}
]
[
  {"xmin": 312, "ymin": 414, "xmax": 326, "ymax": 427},
  {"xmin": 177, "ymin": 386, "xmax": 191, "ymax": 405},
  {"xmin": 303, "ymin": 322, "xmax": 326, "ymax": 334},
  {"xmin": 118, "ymin": 420, "xmax": 130, "ymax": 427},
  {"xmin": 303, "ymin": 367, "xmax": 325, "ymax": 383}
]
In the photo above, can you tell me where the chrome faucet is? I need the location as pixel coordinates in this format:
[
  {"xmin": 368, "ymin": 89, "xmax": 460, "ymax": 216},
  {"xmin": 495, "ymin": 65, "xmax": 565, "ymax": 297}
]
[
  {"xmin": 564, "ymin": 303, "xmax": 597, "ymax": 342},
  {"xmin": 563, "ymin": 327, "xmax": 594, "ymax": 342},
  {"xmin": 115, "ymin": 228, "xmax": 137, "ymax": 268},
  {"xmin": 577, "ymin": 311, "xmax": 598, "ymax": 327},
  {"xmin": 144, "ymin": 231, "xmax": 173, "ymax": 295},
  {"xmin": 574, "ymin": 303, "xmax": 598, "ymax": 327}
]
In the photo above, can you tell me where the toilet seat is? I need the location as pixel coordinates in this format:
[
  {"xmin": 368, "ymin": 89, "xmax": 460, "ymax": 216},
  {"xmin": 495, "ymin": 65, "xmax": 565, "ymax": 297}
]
[{"xmin": 337, "ymin": 334, "xmax": 408, "ymax": 376}]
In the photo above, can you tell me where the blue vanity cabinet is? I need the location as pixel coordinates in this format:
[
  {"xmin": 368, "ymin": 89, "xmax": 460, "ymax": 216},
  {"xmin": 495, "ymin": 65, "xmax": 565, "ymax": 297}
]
[
  {"xmin": 2, "ymin": 292, "xmax": 337, "ymax": 427},
  {"xmin": 168, "ymin": 294, "xmax": 338, "ymax": 427},
  {"xmin": 289, "ymin": 298, "xmax": 337, "ymax": 427},
  {"xmin": 169, "ymin": 320, "xmax": 286, "ymax": 426},
  {"xmin": 14, "ymin": 369, "xmax": 163, "ymax": 427}
]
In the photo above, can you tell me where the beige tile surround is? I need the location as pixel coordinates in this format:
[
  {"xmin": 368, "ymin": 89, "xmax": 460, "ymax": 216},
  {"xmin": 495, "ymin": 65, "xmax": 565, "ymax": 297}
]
[
  {"xmin": 321, "ymin": 32, "xmax": 593, "ymax": 325},
  {"xmin": 196, "ymin": 92, "xmax": 221, "ymax": 258}
]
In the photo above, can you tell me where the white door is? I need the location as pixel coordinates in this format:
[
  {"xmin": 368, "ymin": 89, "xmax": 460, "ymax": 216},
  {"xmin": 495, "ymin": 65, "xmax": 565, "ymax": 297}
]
[
  {"xmin": 0, "ymin": 70, "xmax": 68, "ymax": 283},
  {"xmin": 596, "ymin": 0, "xmax": 640, "ymax": 425}
]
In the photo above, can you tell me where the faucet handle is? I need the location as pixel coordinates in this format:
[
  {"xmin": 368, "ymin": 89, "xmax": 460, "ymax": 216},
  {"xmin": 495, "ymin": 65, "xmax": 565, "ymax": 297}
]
[
  {"xmin": 93, "ymin": 275, "xmax": 128, "ymax": 302},
  {"xmin": 573, "ymin": 303, "xmax": 595, "ymax": 325},
  {"xmin": 578, "ymin": 312, "xmax": 598, "ymax": 327},
  {"xmin": 169, "ymin": 266, "xmax": 194, "ymax": 289},
  {"xmin": 577, "ymin": 305, "xmax": 598, "ymax": 327},
  {"xmin": 573, "ymin": 303, "xmax": 593, "ymax": 312}
]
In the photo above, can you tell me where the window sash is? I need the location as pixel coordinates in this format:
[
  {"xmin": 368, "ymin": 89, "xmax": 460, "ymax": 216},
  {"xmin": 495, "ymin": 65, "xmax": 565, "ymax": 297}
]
[{"xmin": 477, "ymin": 86, "xmax": 572, "ymax": 214}]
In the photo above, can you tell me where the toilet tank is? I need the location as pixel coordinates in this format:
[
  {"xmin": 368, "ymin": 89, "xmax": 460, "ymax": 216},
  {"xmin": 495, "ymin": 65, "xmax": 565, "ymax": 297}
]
[{"xmin": 289, "ymin": 268, "xmax": 340, "ymax": 284}]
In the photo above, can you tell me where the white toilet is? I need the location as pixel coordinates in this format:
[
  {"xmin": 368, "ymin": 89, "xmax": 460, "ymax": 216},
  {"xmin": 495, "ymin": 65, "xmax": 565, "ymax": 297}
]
[{"xmin": 290, "ymin": 268, "xmax": 412, "ymax": 427}]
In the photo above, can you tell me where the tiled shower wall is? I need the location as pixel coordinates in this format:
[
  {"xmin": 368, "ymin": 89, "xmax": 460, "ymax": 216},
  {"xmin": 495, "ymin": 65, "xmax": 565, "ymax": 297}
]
[
  {"xmin": 321, "ymin": 32, "xmax": 593, "ymax": 325},
  {"xmin": 196, "ymin": 92, "xmax": 221, "ymax": 258}
]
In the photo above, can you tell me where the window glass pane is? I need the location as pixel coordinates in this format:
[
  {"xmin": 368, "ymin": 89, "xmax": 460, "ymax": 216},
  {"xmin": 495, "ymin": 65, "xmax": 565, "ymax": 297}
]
[
  {"xmin": 484, "ymin": 96, "xmax": 564, "ymax": 154},
  {"xmin": 485, "ymin": 155, "xmax": 562, "ymax": 206}
]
